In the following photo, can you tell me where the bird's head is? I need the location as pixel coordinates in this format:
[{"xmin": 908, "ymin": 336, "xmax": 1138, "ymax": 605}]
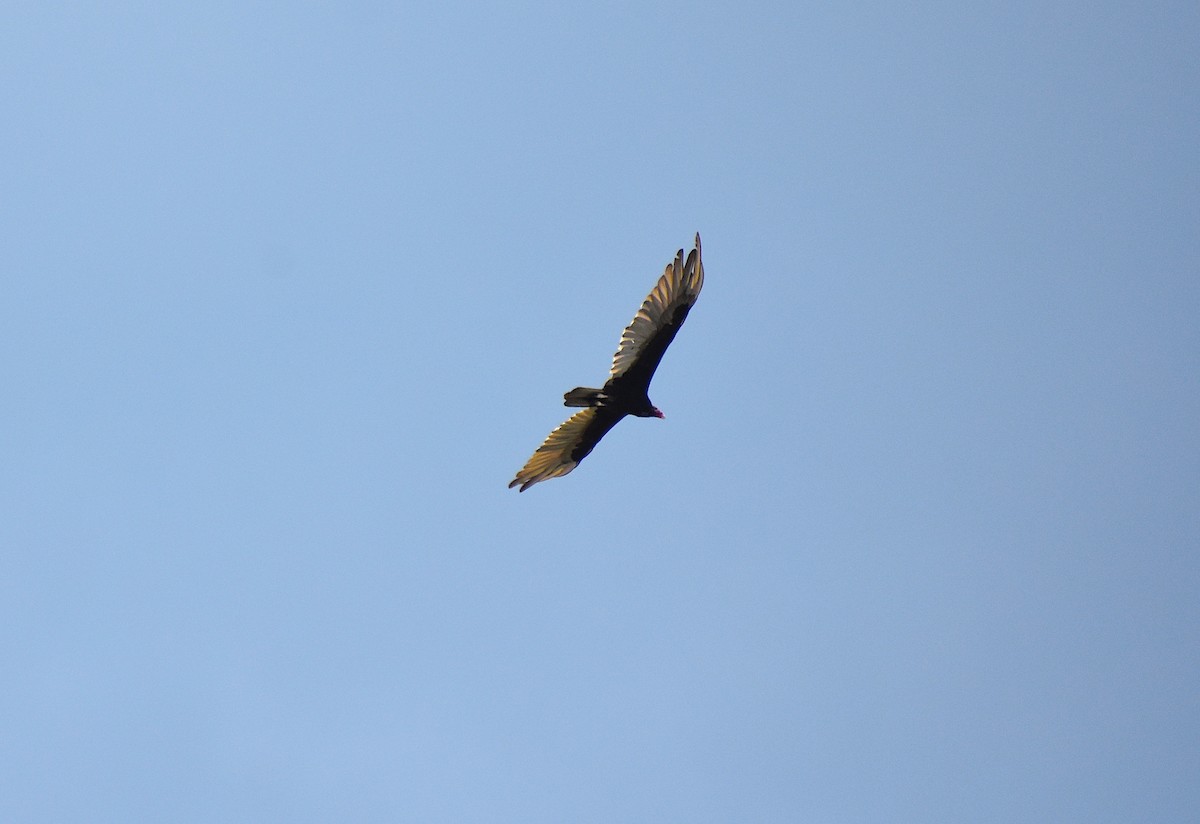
[{"xmin": 651, "ymin": 407, "xmax": 664, "ymax": 419}]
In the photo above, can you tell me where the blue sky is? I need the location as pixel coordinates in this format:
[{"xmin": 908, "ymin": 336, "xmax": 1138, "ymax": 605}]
[{"xmin": 3, "ymin": 2, "xmax": 1198, "ymax": 821}]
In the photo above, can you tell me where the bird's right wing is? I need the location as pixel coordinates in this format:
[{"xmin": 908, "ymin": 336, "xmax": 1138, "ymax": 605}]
[
  {"xmin": 509, "ymin": 407, "xmax": 623, "ymax": 492},
  {"xmin": 607, "ymin": 233, "xmax": 704, "ymax": 391}
]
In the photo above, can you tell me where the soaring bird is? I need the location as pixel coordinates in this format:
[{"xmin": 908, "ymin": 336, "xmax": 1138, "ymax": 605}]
[{"xmin": 509, "ymin": 234, "xmax": 705, "ymax": 492}]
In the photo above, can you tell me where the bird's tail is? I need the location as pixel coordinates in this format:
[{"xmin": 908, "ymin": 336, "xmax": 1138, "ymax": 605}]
[{"xmin": 563, "ymin": 387, "xmax": 606, "ymax": 407}]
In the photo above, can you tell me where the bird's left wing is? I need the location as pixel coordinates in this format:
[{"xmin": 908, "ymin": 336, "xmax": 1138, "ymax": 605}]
[{"xmin": 509, "ymin": 407, "xmax": 623, "ymax": 492}]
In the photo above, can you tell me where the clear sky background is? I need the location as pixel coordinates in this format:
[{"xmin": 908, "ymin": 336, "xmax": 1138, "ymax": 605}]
[{"xmin": 3, "ymin": 2, "xmax": 1198, "ymax": 822}]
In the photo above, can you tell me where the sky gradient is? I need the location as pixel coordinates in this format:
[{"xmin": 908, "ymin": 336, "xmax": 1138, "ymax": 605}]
[{"xmin": 3, "ymin": 2, "xmax": 1198, "ymax": 822}]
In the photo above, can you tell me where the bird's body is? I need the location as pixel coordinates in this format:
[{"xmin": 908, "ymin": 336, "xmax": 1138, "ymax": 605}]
[{"xmin": 509, "ymin": 234, "xmax": 704, "ymax": 492}]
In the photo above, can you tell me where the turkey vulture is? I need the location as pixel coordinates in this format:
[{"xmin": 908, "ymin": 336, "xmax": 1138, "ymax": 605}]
[{"xmin": 509, "ymin": 234, "xmax": 704, "ymax": 492}]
